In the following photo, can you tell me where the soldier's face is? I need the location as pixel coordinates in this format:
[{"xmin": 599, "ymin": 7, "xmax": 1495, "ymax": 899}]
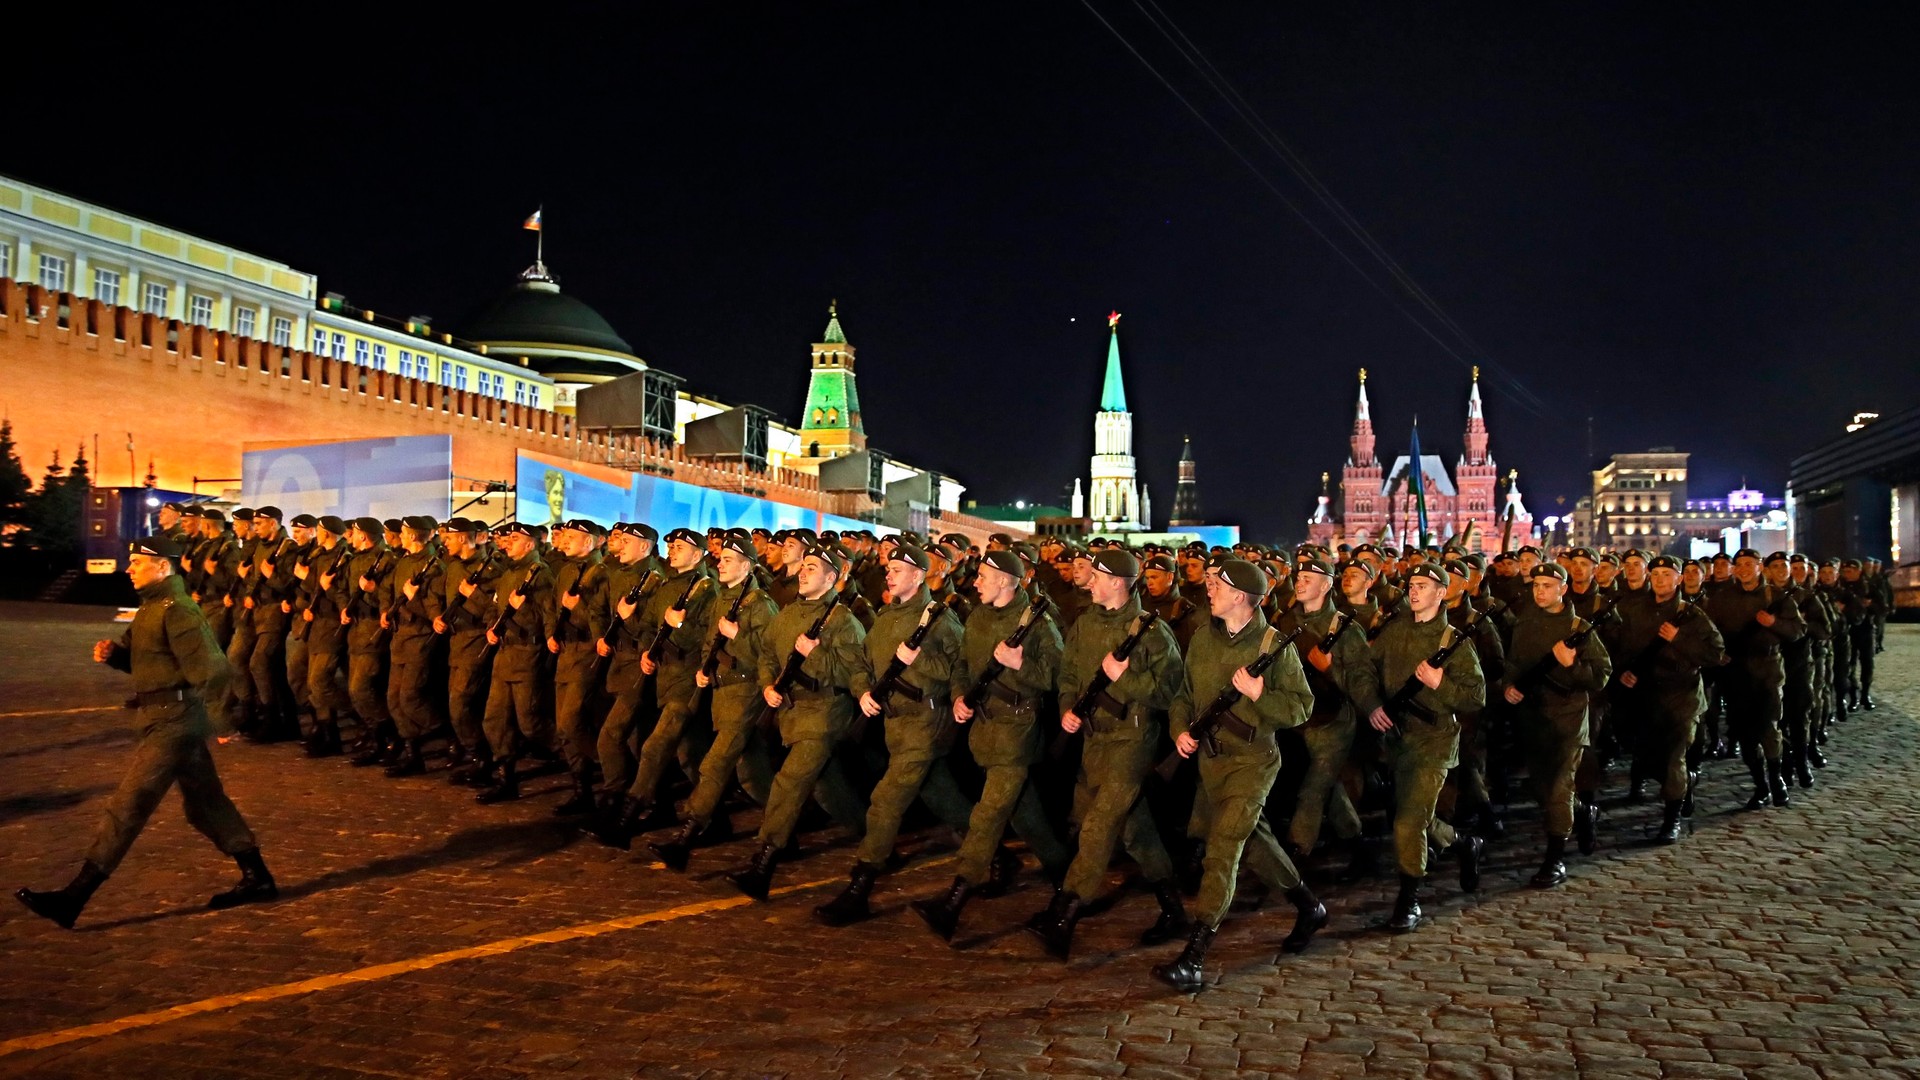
[
  {"xmin": 1406, "ymin": 577, "xmax": 1443, "ymax": 616},
  {"xmin": 1790, "ymin": 563, "xmax": 1810, "ymax": 584},
  {"xmin": 1765, "ymin": 563, "xmax": 1791, "ymax": 588},
  {"xmin": 668, "ymin": 539, "xmax": 703, "ymax": 572},
  {"xmin": 158, "ymin": 506, "xmax": 181, "ymax": 528},
  {"xmin": 1532, "ymin": 576, "xmax": 1567, "ymax": 609},
  {"xmin": 1819, "ymin": 567, "xmax": 1837, "ymax": 584},
  {"xmin": 1650, "ymin": 567, "xmax": 1679, "ymax": 597},
  {"xmin": 1569, "ymin": 558, "xmax": 1595, "ymax": 586},
  {"xmin": 782, "ymin": 539, "xmax": 809, "ymax": 567},
  {"xmin": 1682, "ymin": 565, "xmax": 1703, "ymax": 589},
  {"xmin": 1342, "ymin": 568, "xmax": 1370, "ymax": 596},
  {"xmin": 348, "ymin": 528, "xmax": 375, "ymax": 552},
  {"xmin": 1594, "ymin": 563, "xmax": 1617, "ymax": 586},
  {"xmin": 798, "ymin": 557, "xmax": 836, "ymax": 600},
  {"xmin": 1088, "ymin": 569, "xmax": 1133, "ymax": 608},
  {"xmin": 885, "ymin": 560, "xmax": 925, "ymax": 598},
  {"xmin": 1733, "ymin": 557, "xmax": 1760, "ymax": 584},
  {"xmin": 501, "ymin": 533, "xmax": 536, "ymax": 560},
  {"xmin": 1295, "ymin": 570, "xmax": 1331, "ymax": 606},
  {"xmin": 1842, "ymin": 566, "xmax": 1862, "ymax": 582},
  {"xmin": 717, "ymin": 549, "xmax": 754, "ymax": 587},
  {"xmin": 292, "ymin": 526, "xmax": 315, "ymax": 545},
  {"xmin": 1070, "ymin": 559, "xmax": 1094, "ymax": 588},
  {"xmin": 127, "ymin": 553, "xmax": 170, "ymax": 590},
  {"xmin": 1142, "ymin": 567, "xmax": 1174, "ymax": 597},
  {"xmin": 1711, "ymin": 561, "xmax": 1731, "ymax": 581},
  {"xmin": 1622, "ymin": 560, "xmax": 1647, "ymax": 587}
]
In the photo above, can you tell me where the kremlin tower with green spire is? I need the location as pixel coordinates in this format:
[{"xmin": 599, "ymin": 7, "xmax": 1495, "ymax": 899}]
[
  {"xmin": 799, "ymin": 300, "xmax": 864, "ymax": 458},
  {"xmin": 1086, "ymin": 311, "xmax": 1144, "ymax": 532}
]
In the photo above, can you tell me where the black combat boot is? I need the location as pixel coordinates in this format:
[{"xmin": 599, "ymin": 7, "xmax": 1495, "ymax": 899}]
[
  {"xmin": 1039, "ymin": 892, "xmax": 1085, "ymax": 959},
  {"xmin": 350, "ymin": 721, "xmax": 399, "ymax": 767},
  {"xmin": 1337, "ymin": 836, "xmax": 1377, "ymax": 885},
  {"xmin": 553, "ymin": 773, "xmax": 598, "ymax": 816},
  {"xmin": 15, "ymin": 862, "xmax": 108, "ymax": 930},
  {"xmin": 451, "ymin": 752, "xmax": 495, "ymax": 787},
  {"xmin": 1178, "ymin": 840, "xmax": 1206, "ymax": 896},
  {"xmin": 304, "ymin": 715, "xmax": 342, "ymax": 758},
  {"xmin": 1024, "ymin": 889, "xmax": 1069, "ymax": 936},
  {"xmin": 1280, "ymin": 885, "xmax": 1328, "ymax": 953},
  {"xmin": 1861, "ymin": 684, "xmax": 1875, "ymax": 711},
  {"xmin": 976, "ymin": 845, "xmax": 1022, "ymax": 899},
  {"xmin": 384, "ymin": 738, "xmax": 427, "ymax": 777},
  {"xmin": 1388, "ymin": 874, "xmax": 1423, "ymax": 933},
  {"xmin": 1456, "ymin": 834, "xmax": 1485, "ymax": 893},
  {"xmin": 1793, "ymin": 747, "xmax": 1815, "ymax": 789},
  {"xmin": 1766, "ymin": 759, "xmax": 1791, "ymax": 808},
  {"xmin": 1808, "ymin": 744, "xmax": 1828, "ymax": 768},
  {"xmin": 725, "ymin": 841, "xmax": 781, "ymax": 901},
  {"xmin": 1530, "ymin": 837, "xmax": 1568, "ymax": 889},
  {"xmin": 1574, "ymin": 799, "xmax": 1599, "ymax": 855},
  {"xmin": 1139, "ymin": 880, "xmax": 1191, "ymax": 946},
  {"xmin": 1680, "ymin": 770, "xmax": 1700, "ymax": 819},
  {"xmin": 590, "ymin": 797, "xmax": 649, "ymax": 849},
  {"xmin": 648, "ymin": 818, "xmax": 704, "ymax": 871},
  {"xmin": 476, "ymin": 757, "xmax": 521, "ymax": 804},
  {"xmin": 208, "ymin": 848, "xmax": 278, "ymax": 910},
  {"xmin": 1656, "ymin": 800, "xmax": 1684, "ymax": 845},
  {"xmin": 814, "ymin": 862, "xmax": 880, "ymax": 926},
  {"xmin": 1625, "ymin": 776, "xmax": 1647, "ymax": 804},
  {"xmin": 1744, "ymin": 758, "xmax": 1770, "ymax": 811},
  {"xmin": 1151, "ymin": 922, "xmax": 1215, "ymax": 993},
  {"xmin": 911, "ymin": 876, "xmax": 973, "ymax": 942}
]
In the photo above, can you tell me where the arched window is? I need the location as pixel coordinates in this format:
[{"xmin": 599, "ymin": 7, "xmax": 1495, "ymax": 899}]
[
  {"xmin": 827, "ymin": 407, "xmax": 839, "ymax": 423},
  {"xmin": 812, "ymin": 408, "xmax": 824, "ymax": 423}
]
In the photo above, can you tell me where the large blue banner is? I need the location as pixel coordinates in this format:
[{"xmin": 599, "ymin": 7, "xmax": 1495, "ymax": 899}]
[
  {"xmin": 516, "ymin": 451, "xmax": 890, "ymax": 536},
  {"xmin": 242, "ymin": 436, "xmax": 452, "ymax": 520}
]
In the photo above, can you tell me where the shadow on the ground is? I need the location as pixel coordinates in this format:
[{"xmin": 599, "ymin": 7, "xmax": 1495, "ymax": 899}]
[
  {"xmin": 76, "ymin": 818, "xmax": 584, "ymax": 932},
  {"xmin": 0, "ymin": 785, "xmax": 114, "ymax": 824},
  {"xmin": 0, "ymin": 727, "xmax": 132, "ymax": 761}
]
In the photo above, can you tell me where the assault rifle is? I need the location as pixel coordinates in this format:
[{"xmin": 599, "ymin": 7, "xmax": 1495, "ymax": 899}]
[
  {"xmin": 598, "ymin": 569, "xmax": 665, "ymax": 651},
  {"xmin": 956, "ymin": 596, "xmax": 1051, "ymax": 713},
  {"xmin": 1154, "ymin": 623, "xmax": 1304, "ymax": 780},
  {"xmin": 748, "ymin": 594, "xmax": 844, "ymax": 731},
  {"xmin": 1379, "ymin": 606, "xmax": 1490, "ymax": 732},
  {"xmin": 1049, "ymin": 610, "xmax": 1160, "ymax": 758},
  {"xmin": 642, "ymin": 572, "xmax": 712, "ymax": 675},
  {"xmin": 1507, "ymin": 598, "xmax": 1615, "ymax": 700},
  {"xmin": 688, "ymin": 579, "xmax": 755, "ymax": 712}
]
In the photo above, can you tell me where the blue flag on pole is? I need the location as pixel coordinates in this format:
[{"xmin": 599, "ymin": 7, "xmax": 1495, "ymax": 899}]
[{"xmin": 1409, "ymin": 417, "xmax": 1430, "ymax": 548}]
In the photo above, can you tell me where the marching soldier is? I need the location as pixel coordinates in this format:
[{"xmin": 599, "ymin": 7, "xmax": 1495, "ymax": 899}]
[
  {"xmin": 382, "ymin": 517, "xmax": 445, "ymax": 777},
  {"xmin": 342, "ymin": 518, "xmax": 398, "ymax": 765},
  {"xmin": 301, "ymin": 516, "xmax": 354, "ymax": 757},
  {"xmin": 432, "ymin": 520, "xmax": 498, "ymax": 781},
  {"xmin": 474, "ymin": 523, "xmax": 556, "ymax": 804},
  {"xmin": 1609, "ymin": 555, "xmax": 1725, "ymax": 842},
  {"xmin": 649, "ymin": 533, "xmax": 781, "ymax": 869},
  {"xmin": 589, "ymin": 523, "xmax": 669, "ymax": 829},
  {"xmin": 1152, "ymin": 558, "xmax": 1321, "ymax": 993},
  {"xmin": 242, "ymin": 508, "xmax": 300, "ymax": 743},
  {"xmin": 1703, "ymin": 548, "xmax": 1804, "ymax": 811},
  {"xmin": 1769, "ymin": 553, "xmax": 1827, "ymax": 789},
  {"xmin": 1366, "ymin": 562, "xmax": 1486, "ymax": 932},
  {"xmin": 1283, "ymin": 556, "xmax": 1383, "ymax": 879},
  {"xmin": 726, "ymin": 545, "xmax": 870, "ymax": 900},
  {"xmin": 16, "ymin": 536, "xmax": 276, "ymax": 929},
  {"xmin": 1837, "ymin": 558, "xmax": 1877, "ymax": 710},
  {"xmin": 1027, "ymin": 549, "xmax": 1185, "ymax": 960},
  {"xmin": 547, "ymin": 520, "xmax": 610, "ymax": 815},
  {"xmin": 1498, "ymin": 563, "xmax": 1611, "ymax": 887},
  {"xmin": 815, "ymin": 544, "xmax": 971, "ymax": 925}
]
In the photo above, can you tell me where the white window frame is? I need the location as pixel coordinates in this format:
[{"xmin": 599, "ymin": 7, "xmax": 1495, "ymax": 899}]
[
  {"xmin": 38, "ymin": 253, "xmax": 68, "ymax": 293},
  {"xmin": 189, "ymin": 295, "xmax": 215, "ymax": 327},
  {"xmin": 0, "ymin": 240, "xmax": 11, "ymax": 281},
  {"xmin": 271, "ymin": 317, "xmax": 293, "ymax": 347},
  {"xmin": 93, "ymin": 268, "xmax": 121, "ymax": 307},
  {"xmin": 354, "ymin": 339, "xmax": 370, "ymax": 367},
  {"xmin": 145, "ymin": 282, "xmax": 170, "ymax": 318},
  {"xmin": 372, "ymin": 343, "xmax": 387, "ymax": 371},
  {"xmin": 330, "ymin": 332, "xmax": 346, "ymax": 360},
  {"xmin": 234, "ymin": 307, "xmax": 256, "ymax": 339}
]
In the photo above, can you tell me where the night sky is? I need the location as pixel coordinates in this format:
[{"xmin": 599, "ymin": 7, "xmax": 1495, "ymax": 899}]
[{"xmin": 10, "ymin": 4, "xmax": 1918, "ymax": 541}]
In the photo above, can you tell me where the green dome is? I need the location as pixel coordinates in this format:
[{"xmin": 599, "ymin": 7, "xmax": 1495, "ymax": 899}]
[{"xmin": 460, "ymin": 276, "xmax": 633, "ymax": 356}]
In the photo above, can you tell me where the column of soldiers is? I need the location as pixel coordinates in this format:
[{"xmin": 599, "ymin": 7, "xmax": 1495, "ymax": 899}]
[{"xmin": 23, "ymin": 500, "xmax": 1899, "ymax": 996}]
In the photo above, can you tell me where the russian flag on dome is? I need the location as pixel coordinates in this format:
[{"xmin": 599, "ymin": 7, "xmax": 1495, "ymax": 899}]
[{"xmin": 522, "ymin": 208, "xmax": 542, "ymax": 232}]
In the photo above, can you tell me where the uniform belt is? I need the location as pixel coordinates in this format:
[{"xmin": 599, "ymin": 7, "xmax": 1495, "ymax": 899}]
[
  {"xmin": 985, "ymin": 681, "xmax": 1033, "ymax": 708},
  {"xmin": 889, "ymin": 678, "xmax": 925, "ymax": 703},
  {"xmin": 711, "ymin": 671, "xmax": 755, "ymax": 688},
  {"xmin": 130, "ymin": 686, "xmax": 196, "ymax": 707},
  {"xmin": 1092, "ymin": 690, "xmax": 1127, "ymax": 722}
]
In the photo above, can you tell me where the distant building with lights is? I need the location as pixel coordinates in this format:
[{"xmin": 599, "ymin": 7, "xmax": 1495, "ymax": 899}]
[{"xmin": 1566, "ymin": 448, "xmax": 1790, "ymax": 555}]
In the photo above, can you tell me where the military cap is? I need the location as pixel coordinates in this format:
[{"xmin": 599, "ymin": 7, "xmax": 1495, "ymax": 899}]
[
  {"xmin": 1648, "ymin": 555, "xmax": 1681, "ymax": 572},
  {"xmin": 350, "ymin": 516, "xmax": 383, "ymax": 537},
  {"xmin": 1380, "ymin": 544, "xmax": 1400, "ymax": 558},
  {"xmin": 230, "ymin": 508, "xmax": 254, "ymax": 523},
  {"xmin": 939, "ymin": 532, "xmax": 967, "ymax": 548},
  {"xmin": 1444, "ymin": 559, "xmax": 1472, "ymax": 579},
  {"xmin": 664, "ymin": 527, "xmax": 702, "ymax": 548},
  {"xmin": 899, "ymin": 529, "xmax": 924, "ymax": 545},
  {"xmin": 979, "ymin": 549, "xmax": 1025, "ymax": 582},
  {"xmin": 804, "ymin": 543, "xmax": 847, "ymax": 576},
  {"xmin": 255, "ymin": 505, "xmax": 284, "ymax": 521},
  {"xmin": 1567, "ymin": 546, "xmax": 1597, "ymax": 562},
  {"xmin": 405, "ymin": 515, "xmax": 439, "ymax": 533},
  {"xmin": 750, "ymin": 527, "xmax": 773, "ymax": 540},
  {"xmin": 1733, "ymin": 547, "xmax": 1761, "ymax": 562},
  {"xmin": 1788, "ymin": 551, "xmax": 1809, "ymax": 563},
  {"xmin": 1682, "ymin": 558, "xmax": 1703, "ymax": 570},
  {"xmin": 1011, "ymin": 542, "xmax": 1040, "ymax": 567},
  {"xmin": 1599, "ymin": 551, "xmax": 1620, "ymax": 566},
  {"xmin": 552, "ymin": 517, "xmax": 592, "ymax": 535},
  {"xmin": 1142, "ymin": 553, "xmax": 1175, "ymax": 574},
  {"xmin": 129, "ymin": 534, "xmax": 180, "ymax": 558},
  {"xmin": 382, "ymin": 518, "xmax": 403, "ymax": 533},
  {"xmin": 290, "ymin": 513, "xmax": 319, "ymax": 528},
  {"xmin": 1620, "ymin": 549, "xmax": 1647, "ymax": 564},
  {"xmin": 819, "ymin": 531, "xmax": 839, "ymax": 544},
  {"xmin": 786, "ymin": 527, "xmax": 819, "ymax": 547},
  {"xmin": 1841, "ymin": 557, "xmax": 1862, "ymax": 568},
  {"xmin": 1491, "ymin": 551, "xmax": 1514, "ymax": 564},
  {"xmin": 318, "ymin": 515, "xmax": 347, "ymax": 535},
  {"xmin": 706, "ymin": 526, "xmax": 726, "ymax": 538},
  {"xmin": 1711, "ymin": 551, "xmax": 1732, "ymax": 562},
  {"xmin": 1296, "ymin": 555, "xmax": 1336, "ymax": 578},
  {"xmin": 201, "ymin": 508, "xmax": 226, "ymax": 523},
  {"xmin": 613, "ymin": 521, "xmax": 659, "ymax": 543},
  {"xmin": 442, "ymin": 517, "xmax": 476, "ymax": 534},
  {"xmin": 1215, "ymin": 558, "xmax": 1268, "ymax": 598},
  {"xmin": 1090, "ymin": 548, "xmax": 1140, "ymax": 578},
  {"xmin": 718, "ymin": 533, "xmax": 756, "ymax": 561},
  {"xmin": 888, "ymin": 544, "xmax": 930, "ymax": 571},
  {"xmin": 1065, "ymin": 545, "xmax": 1092, "ymax": 561},
  {"xmin": 1460, "ymin": 552, "xmax": 1488, "ymax": 571},
  {"xmin": 1530, "ymin": 562, "xmax": 1570, "ymax": 582},
  {"xmin": 931, "ymin": 542, "xmax": 961, "ymax": 565},
  {"xmin": 1518, "ymin": 545, "xmax": 1544, "ymax": 558},
  {"xmin": 1763, "ymin": 551, "xmax": 1789, "ymax": 566},
  {"xmin": 1350, "ymin": 543, "xmax": 1380, "ymax": 559},
  {"xmin": 1343, "ymin": 558, "xmax": 1378, "ymax": 579},
  {"xmin": 987, "ymin": 532, "xmax": 1013, "ymax": 547},
  {"xmin": 497, "ymin": 521, "xmax": 537, "ymax": 539},
  {"xmin": 179, "ymin": 504, "xmax": 205, "ymax": 518},
  {"xmin": 1405, "ymin": 562, "xmax": 1448, "ymax": 587}
]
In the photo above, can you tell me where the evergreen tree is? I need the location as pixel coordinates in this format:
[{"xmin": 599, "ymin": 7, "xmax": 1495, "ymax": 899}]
[
  {"xmin": 0, "ymin": 419, "xmax": 29, "ymax": 532},
  {"xmin": 24, "ymin": 447, "xmax": 84, "ymax": 556}
]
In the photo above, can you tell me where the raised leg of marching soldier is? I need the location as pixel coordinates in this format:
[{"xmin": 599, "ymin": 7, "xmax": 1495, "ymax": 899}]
[
  {"xmin": 1383, "ymin": 726, "xmax": 1454, "ymax": 929},
  {"xmin": 1850, "ymin": 621, "xmax": 1876, "ymax": 711},
  {"xmin": 245, "ymin": 612, "xmax": 296, "ymax": 742},
  {"xmin": 384, "ymin": 655, "xmax": 436, "ymax": 777},
  {"xmin": 551, "ymin": 642, "xmax": 605, "ymax": 815},
  {"xmin": 479, "ymin": 672, "xmax": 541, "ymax": 803},
  {"xmin": 1289, "ymin": 717, "xmax": 1368, "ymax": 881},
  {"xmin": 594, "ymin": 682, "xmax": 650, "ymax": 806},
  {"xmin": 1809, "ymin": 644, "xmax": 1831, "ymax": 767},
  {"xmin": 1524, "ymin": 733, "xmax": 1583, "ymax": 887},
  {"xmin": 625, "ymin": 673, "xmax": 709, "ymax": 825},
  {"xmin": 285, "ymin": 628, "xmax": 310, "ymax": 723},
  {"xmin": 1782, "ymin": 662, "xmax": 1815, "ymax": 790},
  {"xmin": 1035, "ymin": 723, "xmax": 1179, "ymax": 957},
  {"xmin": 1650, "ymin": 699, "xmax": 1699, "ymax": 842},
  {"xmin": 1725, "ymin": 675, "xmax": 1788, "ymax": 811},
  {"xmin": 650, "ymin": 681, "xmax": 772, "ymax": 869},
  {"xmin": 1179, "ymin": 783, "xmax": 1213, "ymax": 895},
  {"xmin": 346, "ymin": 640, "xmax": 396, "ymax": 767}
]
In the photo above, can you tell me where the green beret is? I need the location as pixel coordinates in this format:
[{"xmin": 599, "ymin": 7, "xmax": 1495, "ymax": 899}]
[
  {"xmin": 980, "ymin": 549, "xmax": 1025, "ymax": 581},
  {"xmin": 719, "ymin": 534, "xmax": 756, "ymax": 561},
  {"xmin": 1531, "ymin": 562, "xmax": 1569, "ymax": 582},
  {"xmin": 1406, "ymin": 563, "xmax": 1448, "ymax": 587},
  {"xmin": 1216, "ymin": 558, "xmax": 1268, "ymax": 597},
  {"xmin": 130, "ymin": 534, "xmax": 180, "ymax": 558},
  {"xmin": 318, "ymin": 515, "xmax": 347, "ymax": 535},
  {"xmin": 1295, "ymin": 555, "xmax": 1336, "ymax": 578},
  {"xmin": 1648, "ymin": 555, "xmax": 1680, "ymax": 571},
  {"xmin": 1090, "ymin": 549, "xmax": 1140, "ymax": 578},
  {"xmin": 888, "ymin": 545, "xmax": 930, "ymax": 571}
]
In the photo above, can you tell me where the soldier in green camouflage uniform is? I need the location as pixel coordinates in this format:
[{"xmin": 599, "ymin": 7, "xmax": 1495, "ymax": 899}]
[
  {"xmin": 1704, "ymin": 548, "xmax": 1804, "ymax": 811},
  {"xmin": 1609, "ymin": 554, "xmax": 1725, "ymax": 843},
  {"xmin": 726, "ymin": 545, "xmax": 870, "ymax": 900},
  {"xmin": 1027, "ymin": 548, "xmax": 1185, "ymax": 960},
  {"xmin": 590, "ymin": 522, "xmax": 666, "ymax": 813},
  {"xmin": 16, "ymin": 536, "xmax": 275, "ymax": 929},
  {"xmin": 545, "ymin": 519, "xmax": 611, "ymax": 815},
  {"xmin": 815, "ymin": 544, "xmax": 972, "ymax": 925},
  {"xmin": 341, "ymin": 518, "xmax": 398, "ymax": 765},
  {"xmin": 1285, "ymin": 556, "xmax": 1383, "ymax": 878},
  {"xmin": 619, "ymin": 528, "xmax": 718, "ymax": 829},
  {"xmin": 431, "ymin": 520, "xmax": 497, "ymax": 780},
  {"xmin": 381, "ymin": 517, "xmax": 444, "ymax": 776},
  {"xmin": 1151, "ymin": 558, "xmax": 1322, "ymax": 993},
  {"xmin": 1366, "ymin": 563, "xmax": 1485, "ymax": 933},
  {"xmin": 301, "ymin": 516, "xmax": 355, "ymax": 756},
  {"xmin": 475, "ymin": 523, "xmax": 556, "ymax": 804}
]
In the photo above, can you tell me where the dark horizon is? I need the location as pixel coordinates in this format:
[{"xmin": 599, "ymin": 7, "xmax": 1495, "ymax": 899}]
[{"xmin": 8, "ymin": 3, "xmax": 1916, "ymax": 541}]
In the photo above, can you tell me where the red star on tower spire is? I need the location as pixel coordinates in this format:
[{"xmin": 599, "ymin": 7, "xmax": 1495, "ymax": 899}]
[{"xmin": 1108, "ymin": 310, "xmax": 1121, "ymax": 328}]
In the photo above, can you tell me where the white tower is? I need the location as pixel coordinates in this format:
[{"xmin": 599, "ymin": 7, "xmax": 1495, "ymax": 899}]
[{"xmin": 1088, "ymin": 311, "xmax": 1143, "ymax": 532}]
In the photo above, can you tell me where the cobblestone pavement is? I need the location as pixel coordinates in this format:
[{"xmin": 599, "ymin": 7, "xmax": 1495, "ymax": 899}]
[{"xmin": 2, "ymin": 600, "xmax": 1917, "ymax": 1079}]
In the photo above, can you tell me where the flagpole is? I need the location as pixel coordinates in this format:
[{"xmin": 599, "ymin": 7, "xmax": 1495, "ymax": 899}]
[{"xmin": 535, "ymin": 204, "xmax": 544, "ymax": 268}]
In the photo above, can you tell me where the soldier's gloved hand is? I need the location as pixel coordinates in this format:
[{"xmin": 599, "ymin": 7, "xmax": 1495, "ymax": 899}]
[{"xmin": 858, "ymin": 692, "xmax": 882, "ymax": 717}]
